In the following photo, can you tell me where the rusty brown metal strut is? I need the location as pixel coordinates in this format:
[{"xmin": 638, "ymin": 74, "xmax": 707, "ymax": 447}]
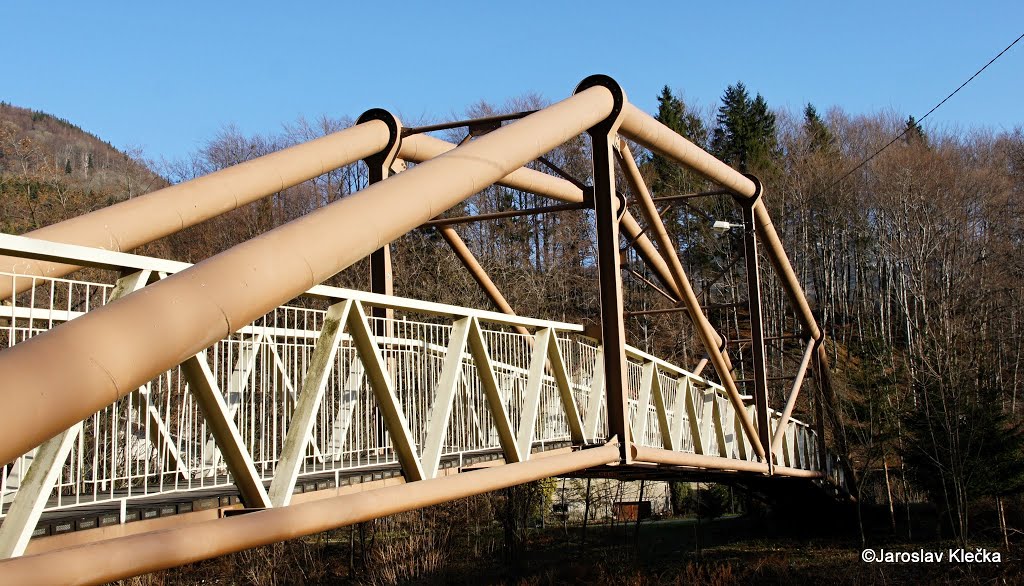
[
  {"xmin": 579, "ymin": 75, "xmax": 631, "ymax": 461},
  {"xmin": 436, "ymin": 225, "xmax": 530, "ymax": 337}
]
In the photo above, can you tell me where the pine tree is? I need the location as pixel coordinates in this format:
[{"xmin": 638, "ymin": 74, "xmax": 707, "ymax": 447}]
[
  {"xmin": 803, "ymin": 103, "xmax": 834, "ymax": 154},
  {"xmin": 651, "ymin": 85, "xmax": 708, "ymax": 195},
  {"xmin": 647, "ymin": 85, "xmax": 729, "ymax": 296},
  {"xmin": 903, "ymin": 115, "xmax": 927, "ymax": 147},
  {"xmin": 710, "ymin": 82, "xmax": 778, "ymax": 173},
  {"xmin": 655, "ymin": 86, "xmax": 684, "ymax": 138},
  {"xmin": 901, "ymin": 383, "xmax": 1024, "ymax": 540}
]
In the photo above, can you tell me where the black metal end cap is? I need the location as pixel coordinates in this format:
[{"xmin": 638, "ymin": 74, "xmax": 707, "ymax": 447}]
[
  {"xmin": 740, "ymin": 173, "xmax": 764, "ymax": 204},
  {"xmin": 356, "ymin": 108, "xmax": 402, "ymax": 165},
  {"xmin": 573, "ymin": 75, "xmax": 626, "ymax": 134}
]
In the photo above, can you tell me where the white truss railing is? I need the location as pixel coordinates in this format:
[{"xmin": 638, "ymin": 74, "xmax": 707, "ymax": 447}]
[{"xmin": 0, "ymin": 233, "xmax": 840, "ymax": 558}]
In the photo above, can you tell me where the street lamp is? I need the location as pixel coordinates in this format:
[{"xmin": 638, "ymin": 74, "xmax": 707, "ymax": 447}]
[{"xmin": 712, "ymin": 220, "xmax": 744, "ymax": 235}]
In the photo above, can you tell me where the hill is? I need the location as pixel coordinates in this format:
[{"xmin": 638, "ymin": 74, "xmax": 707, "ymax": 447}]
[{"xmin": 0, "ymin": 102, "xmax": 165, "ymax": 235}]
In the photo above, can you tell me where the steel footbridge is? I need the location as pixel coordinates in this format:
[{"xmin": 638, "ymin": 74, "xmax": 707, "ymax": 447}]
[{"xmin": 0, "ymin": 76, "xmax": 849, "ymax": 584}]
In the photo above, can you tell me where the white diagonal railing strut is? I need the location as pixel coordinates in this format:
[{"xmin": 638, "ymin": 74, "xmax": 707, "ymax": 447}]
[
  {"xmin": 516, "ymin": 329, "xmax": 550, "ymax": 460},
  {"xmin": 583, "ymin": 346, "xmax": 605, "ymax": 442},
  {"xmin": 546, "ymin": 333, "xmax": 586, "ymax": 444},
  {"xmin": 268, "ymin": 301, "xmax": 351, "ymax": 506},
  {"xmin": 205, "ymin": 333, "xmax": 262, "ymax": 474},
  {"xmin": 0, "ymin": 424, "xmax": 81, "ymax": 558},
  {"xmin": 346, "ymin": 301, "xmax": 425, "ymax": 482},
  {"xmin": 181, "ymin": 352, "xmax": 273, "ymax": 509},
  {"xmin": 467, "ymin": 318, "xmax": 522, "ymax": 464},
  {"xmin": 771, "ymin": 338, "xmax": 815, "ymax": 460},
  {"xmin": 421, "ymin": 318, "xmax": 471, "ymax": 479}
]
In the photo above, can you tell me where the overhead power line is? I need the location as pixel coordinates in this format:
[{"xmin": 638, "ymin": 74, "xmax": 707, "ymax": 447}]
[{"xmin": 827, "ymin": 30, "xmax": 1024, "ymax": 189}]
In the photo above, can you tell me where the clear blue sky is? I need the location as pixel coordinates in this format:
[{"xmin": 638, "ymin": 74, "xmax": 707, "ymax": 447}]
[{"xmin": 3, "ymin": 1, "xmax": 1021, "ymax": 162}]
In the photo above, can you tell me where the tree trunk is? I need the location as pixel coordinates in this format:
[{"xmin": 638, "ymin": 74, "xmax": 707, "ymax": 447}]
[{"xmin": 883, "ymin": 458, "xmax": 896, "ymax": 533}]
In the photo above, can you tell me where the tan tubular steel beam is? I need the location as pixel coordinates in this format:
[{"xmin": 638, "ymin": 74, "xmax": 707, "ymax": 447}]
[
  {"xmin": 620, "ymin": 213, "xmax": 687, "ymax": 298},
  {"xmin": 0, "ymin": 121, "xmax": 393, "ymax": 301},
  {"xmin": 619, "ymin": 103, "xmax": 758, "ymax": 197},
  {"xmin": 772, "ymin": 464, "xmax": 825, "ymax": 479},
  {"xmin": 437, "ymin": 225, "xmax": 530, "ymax": 337},
  {"xmin": 399, "ymin": 134, "xmax": 584, "ymax": 203},
  {"xmin": 615, "ymin": 141, "xmax": 695, "ymax": 304},
  {"xmin": 632, "ymin": 445, "xmax": 824, "ymax": 479},
  {"xmin": 771, "ymin": 339, "xmax": 815, "ymax": 459},
  {"xmin": 0, "ymin": 88, "xmax": 616, "ymax": 466},
  {"xmin": 616, "ymin": 141, "xmax": 739, "ymax": 388},
  {"xmin": 692, "ymin": 357, "xmax": 709, "ymax": 376},
  {"xmin": 750, "ymin": 201, "xmax": 821, "ymax": 341},
  {"xmin": 0, "ymin": 444, "xmax": 620, "ymax": 585},
  {"xmin": 632, "ymin": 445, "xmax": 768, "ymax": 475}
]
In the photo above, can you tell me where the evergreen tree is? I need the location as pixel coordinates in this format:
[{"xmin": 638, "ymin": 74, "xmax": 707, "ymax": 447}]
[
  {"xmin": 647, "ymin": 85, "xmax": 734, "ymax": 299},
  {"xmin": 710, "ymin": 82, "xmax": 778, "ymax": 173},
  {"xmin": 901, "ymin": 383, "xmax": 1024, "ymax": 539},
  {"xmin": 651, "ymin": 85, "xmax": 708, "ymax": 195},
  {"xmin": 903, "ymin": 115, "xmax": 927, "ymax": 147},
  {"xmin": 654, "ymin": 86, "xmax": 685, "ymax": 138},
  {"xmin": 803, "ymin": 103, "xmax": 835, "ymax": 154}
]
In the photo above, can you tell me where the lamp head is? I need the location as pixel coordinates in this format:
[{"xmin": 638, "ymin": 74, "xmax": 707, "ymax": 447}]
[{"xmin": 712, "ymin": 220, "xmax": 734, "ymax": 235}]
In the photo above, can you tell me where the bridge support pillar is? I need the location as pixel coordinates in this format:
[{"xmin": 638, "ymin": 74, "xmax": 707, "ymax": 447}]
[
  {"xmin": 576, "ymin": 76, "xmax": 629, "ymax": 462},
  {"xmin": 358, "ymin": 109, "xmax": 403, "ymax": 450},
  {"xmin": 358, "ymin": 109, "xmax": 402, "ymax": 322},
  {"xmin": 738, "ymin": 177, "xmax": 772, "ymax": 470}
]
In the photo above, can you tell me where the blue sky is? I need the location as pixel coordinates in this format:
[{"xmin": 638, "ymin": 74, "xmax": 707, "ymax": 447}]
[{"xmin": 3, "ymin": 1, "xmax": 1021, "ymax": 162}]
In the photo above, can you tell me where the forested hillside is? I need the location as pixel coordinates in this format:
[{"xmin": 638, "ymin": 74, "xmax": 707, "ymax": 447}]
[
  {"xmin": 2, "ymin": 85, "xmax": 1022, "ymax": 544},
  {"xmin": 0, "ymin": 103, "xmax": 164, "ymax": 235},
  {"xmin": 641, "ymin": 83, "xmax": 1024, "ymax": 542}
]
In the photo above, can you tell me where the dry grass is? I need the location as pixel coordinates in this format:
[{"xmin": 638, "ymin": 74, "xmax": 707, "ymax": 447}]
[{"xmin": 368, "ymin": 522, "xmax": 452, "ymax": 585}]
